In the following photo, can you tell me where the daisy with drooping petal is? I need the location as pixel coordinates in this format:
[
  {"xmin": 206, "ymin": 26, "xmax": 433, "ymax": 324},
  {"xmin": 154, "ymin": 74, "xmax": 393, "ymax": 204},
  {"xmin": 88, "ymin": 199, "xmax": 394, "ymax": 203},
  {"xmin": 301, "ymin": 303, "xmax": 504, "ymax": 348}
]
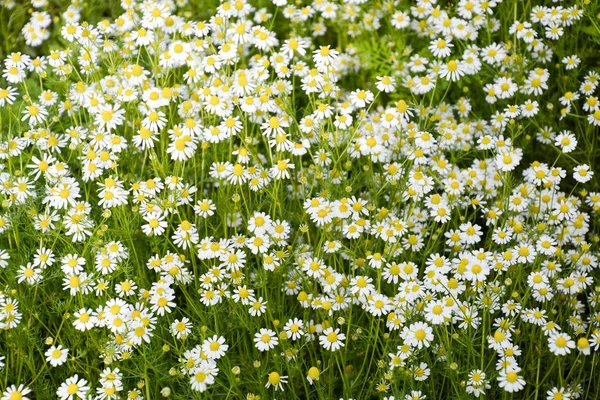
[{"xmin": 265, "ymin": 371, "xmax": 288, "ymax": 391}]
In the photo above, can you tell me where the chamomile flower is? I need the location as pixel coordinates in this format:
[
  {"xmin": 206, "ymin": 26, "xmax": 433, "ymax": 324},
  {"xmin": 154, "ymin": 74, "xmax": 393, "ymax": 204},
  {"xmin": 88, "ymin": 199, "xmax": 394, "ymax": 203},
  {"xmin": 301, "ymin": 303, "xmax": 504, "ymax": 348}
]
[
  {"xmin": 376, "ymin": 76, "xmax": 396, "ymax": 92},
  {"xmin": 73, "ymin": 308, "xmax": 95, "ymax": 331},
  {"xmin": 45, "ymin": 345, "xmax": 69, "ymax": 367},
  {"xmin": 142, "ymin": 212, "xmax": 167, "ymax": 236},
  {"xmin": 306, "ymin": 366, "xmax": 320, "ymax": 384},
  {"xmin": 573, "ymin": 164, "xmax": 593, "ymax": 183},
  {"xmin": 189, "ymin": 362, "xmax": 218, "ymax": 392},
  {"xmin": 57, "ymin": 375, "xmax": 89, "ymax": 400},
  {"xmin": 283, "ymin": 318, "xmax": 304, "ymax": 341},
  {"xmin": 2, "ymin": 385, "xmax": 32, "ymax": 400},
  {"xmin": 555, "ymin": 131, "xmax": 577, "ymax": 153},
  {"xmin": 254, "ymin": 328, "xmax": 278, "ymax": 352},
  {"xmin": 497, "ymin": 369, "xmax": 525, "ymax": 393},
  {"xmin": 168, "ymin": 318, "xmax": 191, "ymax": 340},
  {"xmin": 401, "ymin": 322, "xmax": 434, "ymax": 349},
  {"xmin": 22, "ymin": 103, "xmax": 47, "ymax": 126},
  {"xmin": 548, "ymin": 332, "xmax": 575, "ymax": 356},
  {"xmin": 194, "ymin": 199, "xmax": 216, "ymax": 218},
  {"xmin": 319, "ymin": 327, "xmax": 345, "ymax": 351},
  {"xmin": 95, "ymin": 104, "xmax": 125, "ymax": 132},
  {"xmin": 202, "ymin": 336, "xmax": 228, "ymax": 360}
]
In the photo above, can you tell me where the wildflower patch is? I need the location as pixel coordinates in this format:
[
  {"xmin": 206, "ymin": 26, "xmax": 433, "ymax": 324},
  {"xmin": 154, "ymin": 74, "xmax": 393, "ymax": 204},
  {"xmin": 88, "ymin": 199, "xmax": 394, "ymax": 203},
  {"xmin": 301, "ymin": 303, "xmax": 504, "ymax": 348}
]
[{"xmin": 0, "ymin": 0, "xmax": 599, "ymax": 399}]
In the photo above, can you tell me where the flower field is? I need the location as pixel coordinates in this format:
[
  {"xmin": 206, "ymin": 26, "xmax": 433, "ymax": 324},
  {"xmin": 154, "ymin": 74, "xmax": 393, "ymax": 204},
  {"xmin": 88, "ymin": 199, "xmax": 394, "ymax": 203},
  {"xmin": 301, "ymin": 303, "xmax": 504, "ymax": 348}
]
[{"xmin": 0, "ymin": 0, "xmax": 600, "ymax": 398}]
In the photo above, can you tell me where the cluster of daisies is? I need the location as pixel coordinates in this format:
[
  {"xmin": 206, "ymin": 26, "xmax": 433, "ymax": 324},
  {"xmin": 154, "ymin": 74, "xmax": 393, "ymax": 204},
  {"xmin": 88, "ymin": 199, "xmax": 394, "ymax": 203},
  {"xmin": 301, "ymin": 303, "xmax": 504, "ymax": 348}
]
[
  {"xmin": 1, "ymin": 0, "xmax": 84, "ymax": 48},
  {"xmin": 0, "ymin": 0, "xmax": 599, "ymax": 398}
]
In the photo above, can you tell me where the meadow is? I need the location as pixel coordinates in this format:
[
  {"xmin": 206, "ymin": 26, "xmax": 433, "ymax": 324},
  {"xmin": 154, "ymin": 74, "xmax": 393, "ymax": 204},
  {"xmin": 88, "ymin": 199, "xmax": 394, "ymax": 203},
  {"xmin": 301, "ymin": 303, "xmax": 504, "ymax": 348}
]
[{"xmin": 0, "ymin": 0, "xmax": 600, "ymax": 399}]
